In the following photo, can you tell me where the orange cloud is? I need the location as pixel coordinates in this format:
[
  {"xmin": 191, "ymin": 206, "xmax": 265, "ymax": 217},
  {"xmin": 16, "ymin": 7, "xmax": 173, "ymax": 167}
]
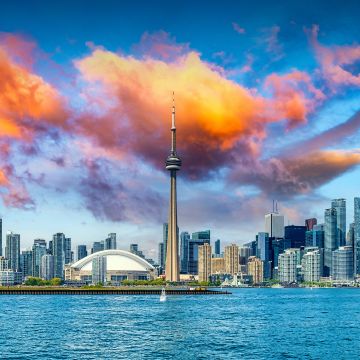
[{"xmin": 0, "ymin": 169, "xmax": 8, "ymax": 186}]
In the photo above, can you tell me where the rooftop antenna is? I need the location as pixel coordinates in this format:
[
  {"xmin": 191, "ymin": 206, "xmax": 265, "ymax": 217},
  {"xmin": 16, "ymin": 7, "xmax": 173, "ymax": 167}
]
[{"xmin": 275, "ymin": 201, "xmax": 279, "ymax": 214}]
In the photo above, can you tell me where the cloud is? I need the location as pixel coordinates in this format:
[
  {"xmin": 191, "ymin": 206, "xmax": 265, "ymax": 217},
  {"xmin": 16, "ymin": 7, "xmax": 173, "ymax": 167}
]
[
  {"xmin": 263, "ymin": 25, "xmax": 284, "ymax": 61},
  {"xmin": 232, "ymin": 22, "xmax": 246, "ymax": 35},
  {"xmin": 308, "ymin": 24, "xmax": 360, "ymax": 89}
]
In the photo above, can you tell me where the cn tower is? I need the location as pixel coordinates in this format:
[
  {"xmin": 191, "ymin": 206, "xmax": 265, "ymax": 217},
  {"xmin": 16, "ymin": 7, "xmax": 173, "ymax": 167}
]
[{"xmin": 165, "ymin": 93, "xmax": 182, "ymax": 282}]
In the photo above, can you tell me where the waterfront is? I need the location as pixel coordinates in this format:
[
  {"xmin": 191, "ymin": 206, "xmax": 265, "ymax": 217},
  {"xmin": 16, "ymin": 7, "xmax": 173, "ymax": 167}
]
[{"xmin": 1, "ymin": 289, "xmax": 359, "ymax": 359}]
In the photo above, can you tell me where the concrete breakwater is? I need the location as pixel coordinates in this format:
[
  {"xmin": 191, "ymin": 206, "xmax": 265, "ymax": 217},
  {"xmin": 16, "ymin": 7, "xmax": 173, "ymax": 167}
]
[{"xmin": 0, "ymin": 287, "xmax": 231, "ymax": 295}]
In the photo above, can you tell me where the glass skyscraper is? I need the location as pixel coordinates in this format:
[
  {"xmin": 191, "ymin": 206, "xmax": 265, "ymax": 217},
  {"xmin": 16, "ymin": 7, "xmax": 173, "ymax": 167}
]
[
  {"xmin": 92, "ymin": 255, "xmax": 107, "ymax": 284},
  {"xmin": 32, "ymin": 239, "xmax": 47, "ymax": 278},
  {"xmin": 331, "ymin": 198, "xmax": 346, "ymax": 247},
  {"xmin": 52, "ymin": 233, "xmax": 66, "ymax": 279},
  {"xmin": 354, "ymin": 197, "xmax": 360, "ymax": 276},
  {"xmin": 77, "ymin": 245, "xmax": 88, "ymax": 261},
  {"xmin": 180, "ymin": 231, "xmax": 190, "ymax": 273},
  {"xmin": 324, "ymin": 208, "xmax": 338, "ymax": 276},
  {"xmin": 5, "ymin": 232, "xmax": 20, "ymax": 272}
]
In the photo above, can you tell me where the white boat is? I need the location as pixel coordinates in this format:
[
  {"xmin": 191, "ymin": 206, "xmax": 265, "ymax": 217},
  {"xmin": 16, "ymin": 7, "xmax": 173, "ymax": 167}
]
[{"xmin": 160, "ymin": 288, "xmax": 167, "ymax": 302}]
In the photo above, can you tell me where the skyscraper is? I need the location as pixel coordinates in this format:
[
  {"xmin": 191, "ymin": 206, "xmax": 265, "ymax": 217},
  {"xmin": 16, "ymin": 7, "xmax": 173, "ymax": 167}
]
[
  {"xmin": 285, "ymin": 225, "xmax": 307, "ymax": 248},
  {"xmin": 198, "ymin": 243, "xmax": 212, "ymax": 282},
  {"xmin": 5, "ymin": 232, "xmax": 20, "ymax": 272},
  {"xmin": 324, "ymin": 208, "xmax": 338, "ymax": 276},
  {"xmin": 92, "ymin": 255, "xmax": 107, "ymax": 284},
  {"xmin": 247, "ymin": 256, "xmax": 264, "ymax": 284},
  {"xmin": 354, "ymin": 197, "xmax": 360, "ymax": 276},
  {"xmin": 32, "ymin": 239, "xmax": 47, "ymax": 278},
  {"xmin": 92, "ymin": 241, "xmax": 104, "ymax": 254},
  {"xmin": 278, "ymin": 249, "xmax": 301, "ymax": 283},
  {"xmin": 180, "ymin": 231, "xmax": 190, "ymax": 273},
  {"xmin": 158, "ymin": 242, "xmax": 165, "ymax": 270},
  {"xmin": 20, "ymin": 250, "xmax": 33, "ymax": 278},
  {"xmin": 305, "ymin": 218, "xmax": 317, "ymax": 231},
  {"xmin": 331, "ymin": 198, "xmax": 346, "ymax": 246},
  {"xmin": 332, "ymin": 246, "xmax": 354, "ymax": 281},
  {"xmin": 41, "ymin": 254, "xmax": 54, "ymax": 280},
  {"xmin": 52, "ymin": 233, "xmax": 66, "ymax": 279},
  {"xmin": 0, "ymin": 218, "xmax": 2, "ymax": 257},
  {"xmin": 165, "ymin": 96, "xmax": 182, "ymax": 282},
  {"xmin": 302, "ymin": 249, "xmax": 321, "ymax": 282},
  {"xmin": 105, "ymin": 233, "xmax": 117, "ymax": 250},
  {"xmin": 225, "ymin": 244, "xmax": 239, "ymax": 275},
  {"xmin": 265, "ymin": 212, "xmax": 284, "ymax": 238},
  {"xmin": 215, "ymin": 239, "xmax": 221, "ymax": 256},
  {"xmin": 64, "ymin": 237, "xmax": 72, "ymax": 265},
  {"xmin": 77, "ymin": 245, "xmax": 88, "ymax": 261}
]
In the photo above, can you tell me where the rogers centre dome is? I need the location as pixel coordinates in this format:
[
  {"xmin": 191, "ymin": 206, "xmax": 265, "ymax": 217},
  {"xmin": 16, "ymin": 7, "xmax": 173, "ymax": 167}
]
[{"xmin": 65, "ymin": 249, "xmax": 155, "ymax": 283}]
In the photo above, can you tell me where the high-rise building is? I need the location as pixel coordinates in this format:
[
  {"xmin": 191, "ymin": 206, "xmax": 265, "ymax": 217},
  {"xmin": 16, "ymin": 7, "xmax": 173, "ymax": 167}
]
[
  {"xmin": 180, "ymin": 231, "xmax": 190, "ymax": 273},
  {"xmin": 324, "ymin": 208, "xmax": 338, "ymax": 276},
  {"xmin": 302, "ymin": 249, "xmax": 321, "ymax": 282},
  {"xmin": 247, "ymin": 256, "xmax": 264, "ymax": 284},
  {"xmin": 239, "ymin": 246, "xmax": 252, "ymax": 265},
  {"xmin": 52, "ymin": 233, "xmax": 66, "ymax": 279},
  {"xmin": 158, "ymin": 242, "xmax": 165, "ymax": 270},
  {"xmin": 215, "ymin": 239, "xmax": 221, "ymax": 256},
  {"xmin": 285, "ymin": 225, "xmax": 306, "ymax": 248},
  {"xmin": 347, "ymin": 223, "xmax": 355, "ymax": 247},
  {"xmin": 331, "ymin": 198, "xmax": 346, "ymax": 247},
  {"xmin": 278, "ymin": 249, "xmax": 301, "ymax": 283},
  {"xmin": 20, "ymin": 250, "xmax": 33, "ymax": 278},
  {"xmin": 32, "ymin": 240, "xmax": 47, "ymax": 278},
  {"xmin": 92, "ymin": 255, "xmax": 107, "ymax": 284},
  {"xmin": 5, "ymin": 232, "xmax": 21, "ymax": 272},
  {"xmin": 198, "ymin": 244, "xmax": 212, "ymax": 282},
  {"xmin": 0, "ymin": 218, "xmax": 2, "ymax": 257},
  {"xmin": 354, "ymin": 198, "xmax": 360, "ymax": 276},
  {"xmin": 64, "ymin": 237, "xmax": 72, "ymax": 265},
  {"xmin": 130, "ymin": 244, "xmax": 145, "ymax": 258},
  {"xmin": 188, "ymin": 236, "xmax": 210, "ymax": 275},
  {"xmin": 105, "ymin": 233, "xmax": 117, "ymax": 250},
  {"xmin": 332, "ymin": 246, "xmax": 354, "ymax": 281},
  {"xmin": 305, "ymin": 218, "xmax": 317, "ymax": 231},
  {"xmin": 306, "ymin": 224, "xmax": 325, "ymax": 248},
  {"xmin": 265, "ymin": 212, "xmax": 284, "ymax": 238},
  {"xmin": 225, "ymin": 244, "xmax": 239, "ymax": 275},
  {"xmin": 77, "ymin": 245, "xmax": 88, "ymax": 261},
  {"xmin": 211, "ymin": 257, "xmax": 225, "ymax": 274},
  {"xmin": 91, "ymin": 241, "xmax": 104, "ymax": 254},
  {"xmin": 41, "ymin": 254, "xmax": 54, "ymax": 280},
  {"xmin": 257, "ymin": 232, "xmax": 270, "ymax": 261},
  {"xmin": 192, "ymin": 230, "xmax": 211, "ymax": 241},
  {"xmin": 165, "ymin": 97, "xmax": 182, "ymax": 282}
]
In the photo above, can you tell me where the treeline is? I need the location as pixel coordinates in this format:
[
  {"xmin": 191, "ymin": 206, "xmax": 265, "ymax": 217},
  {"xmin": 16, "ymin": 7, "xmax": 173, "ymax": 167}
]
[{"xmin": 24, "ymin": 277, "xmax": 63, "ymax": 286}]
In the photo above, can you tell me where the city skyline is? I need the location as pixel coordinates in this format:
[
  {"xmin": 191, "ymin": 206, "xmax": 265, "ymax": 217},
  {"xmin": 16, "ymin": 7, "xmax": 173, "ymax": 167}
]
[{"xmin": 0, "ymin": 0, "xmax": 360, "ymax": 256}]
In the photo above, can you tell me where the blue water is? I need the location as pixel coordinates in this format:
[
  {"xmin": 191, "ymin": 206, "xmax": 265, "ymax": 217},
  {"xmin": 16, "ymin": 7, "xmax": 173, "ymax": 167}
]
[{"xmin": 0, "ymin": 288, "xmax": 359, "ymax": 359}]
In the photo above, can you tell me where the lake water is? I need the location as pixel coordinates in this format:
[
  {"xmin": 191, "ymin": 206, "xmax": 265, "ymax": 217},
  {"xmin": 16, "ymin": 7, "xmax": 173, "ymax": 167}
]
[{"xmin": 0, "ymin": 288, "xmax": 359, "ymax": 359}]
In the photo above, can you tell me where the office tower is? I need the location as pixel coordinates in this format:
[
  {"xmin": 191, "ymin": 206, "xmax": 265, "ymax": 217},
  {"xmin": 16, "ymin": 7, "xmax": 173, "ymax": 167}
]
[
  {"xmin": 331, "ymin": 198, "xmax": 346, "ymax": 246},
  {"xmin": 257, "ymin": 233, "xmax": 270, "ymax": 261},
  {"xmin": 0, "ymin": 218, "xmax": 2, "ymax": 256},
  {"xmin": 92, "ymin": 241, "xmax": 103, "ymax": 254},
  {"xmin": 48, "ymin": 240, "xmax": 53, "ymax": 255},
  {"xmin": 165, "ymin": 96, "xmax": 182, "ymax": 282},
  {"xmin": 105, "ymin": 233, "xmax": 116, "ymax": 250},
  {"xmin": 5, "ymin": 232, "xmax": 20, "ymax": 272},
  {"xmin": 347, "ymin": 223, "xmax": 355, "ymax": 247},
  {"xmin": 306, "ymin": 224, "xmax": 325, "ymax": 248},
  {"xmin": 225, "ymin": 244, "xmax": 239, "ymax": 275},
  {"xmin": 180, "ymin": 231, "xmax": 190, "ymax": 273},
  {"xmin": 285, "ymin": 225, "xmax": 306, "ymax": 248},
  {"xmin": 265, "ymin": 212, "xmax": 284, "ymax": 238},
  {"xmin": 302, "ymin": 249, "xmax": 321, "ymax": 282},
  {"xmin": 211, "ymin": 257, "xmax": 225, "ymax": 274},
  {"xmin": 32, "ymin": 239, "xmax": 47, "ymax": 278},
  {"xmin": 77, "ymin": 245, "xmax": 88, "ymax": 261},
  {"xmin": 278, "ymin": 249, "xmax": 301, "ymax": 283},
  {"xmin": 332, "ymin": 246, "xmax": 354, "ymax": 281},
  {"xmin": 247, "ymin": 256, "xmax": 264, "ymax": 284},
  {"xmin": 239, "ymin": 246, "xmax": 251, "ymax": 265},
  {"xmin": 41, "ymin": 254, "xmax": 54, "ymax": 280},
  {"xmin": 158, "ymin": 242, "xmax": 165, "ymax": 269},
  {"xmin": 324, "ymin": 208, "xmax": 338, "ymax": 276},
  {"xmin": 305, "ymin": 218, "xmax": 317, "ymax": 231},
  {"xmin": 188, "ymin": 233, "xmax": 211, "ymax": 275},
  {"xmin": 92, "ymin": 255, "xmax": 107, "ymax": 284},
  {"xmin": 244, "ymin": 240, "xmax": 257, "ymax": 257},
  {"xmin": 215, "ymin": 239, "xmax": 221, "ymax": 256},
  {"xmin": 270, "ymin": 238, "xmax": 286, "ymax": 269},
  {"xmin": 130, "ymin": 244, "xmax": 145, "ymax": 258},
  {"xmin": 64, "ymin": 237, "xmax": 72, "ymax": 265},
  {"xmin": 198, "ymin": 244, "xmax": 212, "ymax": 282},
  {"xmin": 20, "ymin": 250, "xmax": 33, "ymax": 278},
  {"xmin": 354, "ymin": 198, "xmax": 360, "ymax": 276},
  {"xmin": 52, "ymin": 233, "xmax": 65, "ymax": 279}
]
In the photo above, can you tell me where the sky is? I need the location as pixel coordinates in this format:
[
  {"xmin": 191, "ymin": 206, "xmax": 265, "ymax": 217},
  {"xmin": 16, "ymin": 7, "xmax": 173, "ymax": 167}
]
[{"xmin": 0, "ymin": 0, "xmax": 360, "ymax": 259}]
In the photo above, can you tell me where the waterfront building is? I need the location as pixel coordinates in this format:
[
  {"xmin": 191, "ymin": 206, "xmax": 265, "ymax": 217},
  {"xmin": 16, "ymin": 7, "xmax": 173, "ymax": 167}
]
[
  {"xmin": 164, "ymin": 97, "xmax": 182, "ymax": 282},
  {"xmin": 354, "ymin": 197, "xmax": 360, "ymax": 276},
  {"xmin": 0, "ymin": 218, "xmax": 2, "ymax": 257},
  {"xmin": 332, "ymin": 246, "xmax": 354, "ymax": 281},
  {"xmin": 105, "ymin": 233, "xmax": 117, "ymax": 250},
  {"xmin": 302, "ymin": 249, "xmax": 321, "ymax": 282},
  {"xmin": 324, "ymin": 208, "xmax": 338, "ymax": 276},
  {"xmin": 92, "ymin": 255, "xmax": 107, "ymax": 285},
  {"xmin": 188, "ymin": 236, "xmax": 210, "ymax": 275},
  {"xmin": 347, "ymin": 223, "xmax": 355, "ymax": 247},
  {"xmin": 225, "ymin": 244, "xmax": 239, "ymax": 275},
  {"xmin": 285, "ymin": 225, "xmax": 306, "ymax": 248},
  {"xmin": 64, "ymin": 237, "xmax": 72, "ymax": 265},
  {"xmin": 130, "ymin": 244, "xmax": 145, "ymax": 258},
  {"xmin": 265, "ymin": 212, "xmax": 284, "ymax": 238},
  {"xmin": 92, "ymin": 241, "xmax": 104, "ymax": 254},
  {"xmin": 66, "ymin": 250, "xmax": 154, "ymax": 283},
  {"xmin": 162, "ymin": 223, "xmax": 168, "ymax": 267},
  {"xmin": 158, "ymin": 242, "xmax": 165, "ymax": 270},
  {"xmin": 5, "ymin": 232, "xmax": 21, "ymax": 272},
  {"xmin": 41, "ymin": 254, "xmax": 54, "ymax": 280},
  {"xmin": 77, "ymin": 245, "xmax": 88, "ymax": 261},
  {"xmin": 52, "ymin": 233, "xmax": 66, "ymax": 279},
  {"xmin": 305, "ymin": 218, "xmax": 317, "ymax": 231},
  {"xmin": 198, "ymin": 244, "xmax": 212, "ymax": 282},
  {"xmin": 247, "ymin": 256, "xmax": 264, "ymax": 284},
  {"xmin": 331, "ymin": 198, "xmax": 346, "ymax": 246},
  {"xmin": 192, "ymin": 230, "xmax": 211, "ymax": 241},
  {"xmin": 239, "ymin": 246, "xmax": 251, "ymax": 266},
  {"xmin": 20, "ymin": 250, "xmax": 33, "ymax": 278},
  {"xmin": 0, "ymin": 256, "xmax": 21, "ymax": 285},
  {"xmin": 278, "ymin": 249, "xmax": 301, "ymax": 283},
  {"xmin": 180, "ymin": 231, "xmax": 190, "ymax": 273},
  {"xmin": 270, "ymin": 237, "xmax": 286, "ymax": 269},
  {"xmin": 215, "ymin": 239, "xmax": 221, "ymax": 256},
  {"xmin": 211, "ymin": 257, "xmax": 225, "ymax": 274},
  {"xmin": 32, "ymin": 239, "xmax": 47, "ymax": 278},
  {"xmin": 306, "ymin": 224, "xmax": 325, "ymax": 248}
]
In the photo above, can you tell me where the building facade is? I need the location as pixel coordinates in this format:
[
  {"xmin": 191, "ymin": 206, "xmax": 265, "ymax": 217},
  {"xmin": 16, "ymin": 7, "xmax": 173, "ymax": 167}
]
[
  {"xmin": 331, "ymin": 198, "xmax": 346, "ymax": 247},
  {"xmin": 265, "ymin": 212, "xmax": 284, "ymax": 238},
  {"xmin": 324, "ymin": 208, "xmax": 338, "ymax": 276},
  {"xmin": 302, "ymin": 249, "xmax": 321, "ymax": 282},
  {"xmin": 198, "ymin": 244, "xmax": 212, "ymax": 282},
  {"xmin": 278, "ymin": 249, "xmax": 300, "ymax": 283},
  {"xmin": 41, "ymin": 254, "xmax": 54, "ymax": 280},
  {"xmin": 332, "ymin": 246, "xmax": 354, "ymax": 281},
  {"xmin": 247, "ymin": 256, "xmax": 264, "ymax": 284},
  {"xmin": 225, "ymin": 244, "xmax": 239, "ymax": 275},
  {"xmin": 5, "ymin": 232, "xmax": 20, "ymax": 272}
]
